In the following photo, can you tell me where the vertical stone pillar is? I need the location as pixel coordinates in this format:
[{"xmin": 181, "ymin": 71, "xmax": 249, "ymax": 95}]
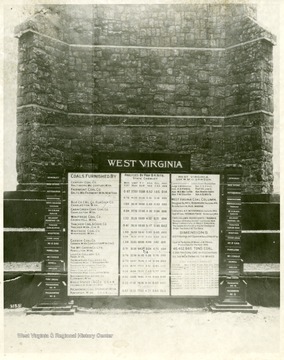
[
  {"xmin": 27, "ymin": 165, "xmax": 75, "ymax": 315},
  {"xmin": 210, "ymin": 166, "xmax": 257, "ymax": 313}
]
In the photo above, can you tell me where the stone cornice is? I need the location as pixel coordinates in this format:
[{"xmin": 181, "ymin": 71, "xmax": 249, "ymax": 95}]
[{"xmin": 15, "ymin": 28, "xmax": 276, "ymax": 50}]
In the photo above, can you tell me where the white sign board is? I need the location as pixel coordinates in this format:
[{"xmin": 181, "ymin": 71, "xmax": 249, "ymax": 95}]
[{"xmin": 68, "ymin": 173, "xmax": 220, "ymax": 297}]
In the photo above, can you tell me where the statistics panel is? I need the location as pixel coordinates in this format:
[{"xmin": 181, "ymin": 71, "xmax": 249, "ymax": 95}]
[{"xmin": 120, "ymin": 173, "xmax": 170, "ymax": 295}]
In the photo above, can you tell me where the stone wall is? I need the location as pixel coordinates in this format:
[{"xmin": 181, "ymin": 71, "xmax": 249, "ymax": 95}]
[
  {"xmin": 91, "ymin": 47, "xmax": 225, "ymax": 116},
  {"xmin": 15, "ymin": 4, "xmax": 276, "ymax": 193}
]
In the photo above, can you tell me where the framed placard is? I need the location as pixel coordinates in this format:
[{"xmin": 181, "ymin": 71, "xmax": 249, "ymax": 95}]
[{"xmin": 68, "ymin": 172, "xmax": 220, "ymax": 297}]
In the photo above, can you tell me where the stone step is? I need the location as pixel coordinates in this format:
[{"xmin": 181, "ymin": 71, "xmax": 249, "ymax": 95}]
[
  {"xmin": 31, "ymin": 305, "xmax": 72, "ymax": 311},
  {"xmin": 38, "ymin": 302, "xmax": 70, "ymax": 307},
  {"xmin": 210, "ymin": 307, "xmax": 258, "ymax": 314},
  {"xmin": 213, "ymin": 302, "xmax": 253, "ymax": 309},
  {"xmin": 26, "ymin": 309, "xmax": 75, "ymax": 315},
  {"xmin": 209, "ymin": 303, "xmax": 258, "ymax": 313}
]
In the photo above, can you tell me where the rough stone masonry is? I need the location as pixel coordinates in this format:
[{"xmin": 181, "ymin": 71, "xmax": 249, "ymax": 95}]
[{"xmin": 14, "ymin": 4, "xmax": 276, "ymax": 193}]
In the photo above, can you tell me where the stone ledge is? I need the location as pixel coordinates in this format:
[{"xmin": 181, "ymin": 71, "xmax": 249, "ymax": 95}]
[{"xmin": 15, "ymin": 28, "xmax": 276, "ymax": 49}]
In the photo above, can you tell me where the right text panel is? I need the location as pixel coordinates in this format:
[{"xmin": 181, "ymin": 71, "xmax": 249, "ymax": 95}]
[{"xmin": 171, "ymin": 174, "xmax": 220, "ymax": 296}]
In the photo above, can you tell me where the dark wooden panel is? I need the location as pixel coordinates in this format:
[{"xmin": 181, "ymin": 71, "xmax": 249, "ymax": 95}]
[
  {"xmin": 244, "ymin": 276, "xmax": 280, "ymax": 306},
  {"xmin": 4, "ymin": 273, "xmax": 66, "ymax": 308},
  {"xmin": 4, "ymin": 191, "xmax": 46, "ymax": 200},
  {"xmin": 4, "ymin": 274, "xmax": 44, "ymax": 308},
  {"xmin": 241, "ymin": 203, "xmax": 280, "ymax": 230},
  {"xmin": 241, "ymin": 233, "xmax": 280, "ymax": 263},
  {"xmin": 4, "ymin": 232, "xmax": 44, "ymax": 262},
  {"xmin": 4, "ymin": 199, "xmax": 46, "ymax": 228},
  {"xmin": 242, "ymin": 194, "xmax": 279, "ymax": 203}
]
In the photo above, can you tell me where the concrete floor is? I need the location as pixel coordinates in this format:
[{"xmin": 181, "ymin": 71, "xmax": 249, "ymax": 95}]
[{"xmin": 3, "ymin": 306, "xmax": 281, "ymax": 359}]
